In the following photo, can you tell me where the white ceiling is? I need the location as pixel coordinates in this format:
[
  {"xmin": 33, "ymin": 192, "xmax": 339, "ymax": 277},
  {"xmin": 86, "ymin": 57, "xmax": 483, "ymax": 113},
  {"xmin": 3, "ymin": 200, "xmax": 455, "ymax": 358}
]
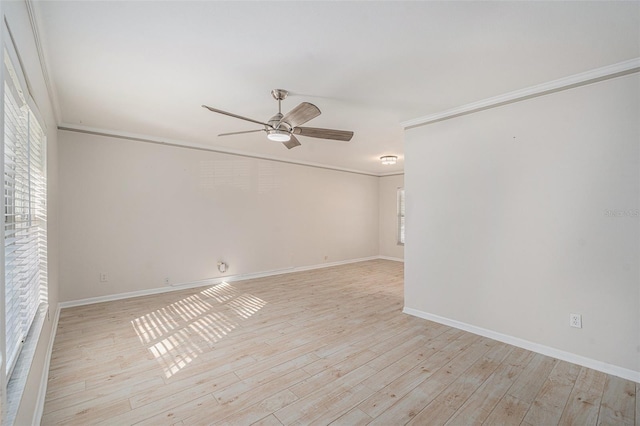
[{"xmin": 34, "ymin": 1, "xmax": 639, "ymax": 175}]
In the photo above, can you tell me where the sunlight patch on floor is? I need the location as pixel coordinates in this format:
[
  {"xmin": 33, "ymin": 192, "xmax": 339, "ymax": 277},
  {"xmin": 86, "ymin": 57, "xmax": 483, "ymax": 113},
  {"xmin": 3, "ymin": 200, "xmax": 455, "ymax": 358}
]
[
  {"xmin": 131, "ymin": 282, "xmax": 267, "ymax": 378},
  {"xmin": 228, "ymin": 294, "xmax": 267, "ymax": 319}
]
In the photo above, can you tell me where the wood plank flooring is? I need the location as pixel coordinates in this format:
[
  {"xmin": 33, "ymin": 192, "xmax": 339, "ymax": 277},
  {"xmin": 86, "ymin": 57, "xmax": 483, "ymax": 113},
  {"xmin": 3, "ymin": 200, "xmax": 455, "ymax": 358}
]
[{"xmin": 42, "ymin": 260, "xmax": 637, "ymax": 425}]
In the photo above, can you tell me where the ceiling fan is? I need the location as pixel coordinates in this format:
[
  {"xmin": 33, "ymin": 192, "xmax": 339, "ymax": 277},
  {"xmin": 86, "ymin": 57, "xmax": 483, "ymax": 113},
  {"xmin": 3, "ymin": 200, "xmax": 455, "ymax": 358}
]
[{"xmin": 202, "ymin": 89, "xmax": 354, "ymax": 149}]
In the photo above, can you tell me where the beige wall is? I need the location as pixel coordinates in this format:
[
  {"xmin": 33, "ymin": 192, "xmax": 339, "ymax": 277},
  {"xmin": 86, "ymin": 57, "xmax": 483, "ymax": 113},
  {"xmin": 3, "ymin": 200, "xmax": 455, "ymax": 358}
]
[
  {"xmin": 404, "ymin": 74, "xmax": 639, "ymax": 374},
  {"xmin": 3, "ymin": 1, "xmax": 60, "ymax": 423},
  {"xmin": 378, "ymin": 174, "xmax": 404, "ymax": 260},
  {"xmin": 58, "ymin": 130, "xmax": 380, "ymax": 302}
]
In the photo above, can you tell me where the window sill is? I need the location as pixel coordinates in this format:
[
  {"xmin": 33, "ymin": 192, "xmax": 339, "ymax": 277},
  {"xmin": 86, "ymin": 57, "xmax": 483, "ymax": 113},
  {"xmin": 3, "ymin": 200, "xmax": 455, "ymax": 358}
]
[{"xmin": 6, "ymin": 304, "xmax": 47, "ymax": 425}]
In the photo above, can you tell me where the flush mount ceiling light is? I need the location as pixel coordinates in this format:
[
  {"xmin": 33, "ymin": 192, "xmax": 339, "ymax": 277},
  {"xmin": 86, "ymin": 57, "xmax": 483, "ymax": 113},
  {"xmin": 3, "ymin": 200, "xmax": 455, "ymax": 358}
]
[
  {"xmin": 380, "ymin": 155, "xmax": 398, "ymax": 165},
  {"xmin": 267, "ymin": 129, "xmax": 291, "ymax": 142}
]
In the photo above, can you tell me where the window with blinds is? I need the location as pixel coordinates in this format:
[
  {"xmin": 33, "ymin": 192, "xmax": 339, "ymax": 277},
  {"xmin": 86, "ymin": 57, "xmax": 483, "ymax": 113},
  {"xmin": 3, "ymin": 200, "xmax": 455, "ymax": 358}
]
[
  {"xmin": 3, "ymin": 47, "xmax": 48, "ymax": 378},
  {"xmin": 397, "ymin": 188, "xmax": 405, "ymax": 245}
]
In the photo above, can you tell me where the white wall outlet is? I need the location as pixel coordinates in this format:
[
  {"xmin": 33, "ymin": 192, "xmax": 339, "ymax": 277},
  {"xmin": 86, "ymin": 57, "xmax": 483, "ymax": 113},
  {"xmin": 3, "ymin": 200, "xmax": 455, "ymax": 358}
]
[
  {"xmin": 99, "ymin": 272, "xmax": 108, "ymax": 282},
  {"xmin": 569, "ymin": 313, "xmax": 582, "ymax": 328},
  {"xmin": 164, "ymin": 277, "xmax": 170, "ymax": 285}
]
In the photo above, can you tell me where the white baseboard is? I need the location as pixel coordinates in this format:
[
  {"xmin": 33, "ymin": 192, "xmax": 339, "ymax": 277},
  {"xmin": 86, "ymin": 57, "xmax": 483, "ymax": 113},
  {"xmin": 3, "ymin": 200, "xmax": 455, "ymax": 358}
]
[
  {"xmin": 403, "ymin": 307, "xmax": 640, "ymax": 384},
  {"xmin": 378, "ymin": 256, "xmax": 404, "ymax": 262},
  {"xmin": 293, "ymin": 256, "xmax": 380, "ymax": 272},
  {"xmin": 59, "ymin": 256, "xmax": 382, "ymax": 309},
  {"xmin": 32, "ymin": 304, "xmax": 60, "ymax": 426},
  {"xmin": 42, "ymin": 255, "xmax": 399, "ymax": 423}
]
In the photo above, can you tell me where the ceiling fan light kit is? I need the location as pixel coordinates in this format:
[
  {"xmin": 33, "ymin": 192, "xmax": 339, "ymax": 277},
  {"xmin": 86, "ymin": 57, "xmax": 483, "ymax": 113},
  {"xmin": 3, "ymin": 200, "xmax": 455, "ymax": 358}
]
[
  {"xmin": 202, "ymin": 89, "xmax": 354, "ymax": 149},
  {"xmin": 267, "ymin": 129, "xmax": 291, "ymax": 142},
  {"xmin": 380, "ymin": 155, "xmax": 398, "ymax": 165}
]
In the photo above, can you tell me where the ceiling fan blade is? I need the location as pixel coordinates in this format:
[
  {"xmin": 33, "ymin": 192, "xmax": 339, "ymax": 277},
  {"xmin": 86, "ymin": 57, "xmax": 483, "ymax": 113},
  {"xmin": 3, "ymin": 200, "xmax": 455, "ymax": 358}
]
[
  {"xmin": 218, "ymin": 129, "xmax": 265, "ymax": 137},
  {"xmin": 293, "ymin": 127, "xmax": 354, "ymax": 141},
  {"xmin": 202, "ymin": 105, "xmax": 272, "ymax": 128},
  {"xmin": 282, "ymin": 135, "xmax": 302, "ymax": 150},
  {"xmin": 280, "ymin": 102, "xmax": 321, "ymax": 128}
]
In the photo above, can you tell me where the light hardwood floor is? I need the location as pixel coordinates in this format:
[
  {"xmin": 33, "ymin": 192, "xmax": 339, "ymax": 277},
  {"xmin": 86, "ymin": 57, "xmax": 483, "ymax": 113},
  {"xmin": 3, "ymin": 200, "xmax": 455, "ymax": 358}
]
[{"xmin": 43, "ymin": 260, "xmax": 637, "ymax": 425}]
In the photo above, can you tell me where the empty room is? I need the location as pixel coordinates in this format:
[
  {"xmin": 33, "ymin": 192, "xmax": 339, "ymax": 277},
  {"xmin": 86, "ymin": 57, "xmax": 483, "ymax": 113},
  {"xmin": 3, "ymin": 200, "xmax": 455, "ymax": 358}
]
[{"xmin": 1, "ymin": 1, "xmax": 638, "ymax": 425}]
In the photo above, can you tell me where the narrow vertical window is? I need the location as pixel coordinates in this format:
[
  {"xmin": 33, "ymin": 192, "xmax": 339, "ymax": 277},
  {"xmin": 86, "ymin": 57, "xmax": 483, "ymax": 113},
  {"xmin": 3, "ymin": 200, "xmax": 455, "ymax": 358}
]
[{"xmin": 397, "ymin": 188, "xmax": 405, "ymax": 245}]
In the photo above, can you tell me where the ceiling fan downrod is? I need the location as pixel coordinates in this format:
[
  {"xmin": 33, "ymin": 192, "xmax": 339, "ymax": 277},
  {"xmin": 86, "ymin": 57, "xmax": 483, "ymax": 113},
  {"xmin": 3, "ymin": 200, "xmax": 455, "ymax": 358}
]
[{"xmin": 271, "ymin": 89, "xmax": 288, "ymax": 115}]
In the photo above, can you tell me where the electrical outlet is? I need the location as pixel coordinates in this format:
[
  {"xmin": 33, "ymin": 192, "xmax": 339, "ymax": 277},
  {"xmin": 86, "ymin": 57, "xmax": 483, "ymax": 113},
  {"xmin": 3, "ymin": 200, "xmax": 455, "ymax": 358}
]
[
  {"xmin": 99, "ymin": 272, "xmax": 108, "ymax": 282},
  {"xmin": 164, "ymin": 277, "xmax": 170, "ymax": 285},
  {"xmin": 569, "ymin": 313, "xmax": 582, "ymax": 328}
]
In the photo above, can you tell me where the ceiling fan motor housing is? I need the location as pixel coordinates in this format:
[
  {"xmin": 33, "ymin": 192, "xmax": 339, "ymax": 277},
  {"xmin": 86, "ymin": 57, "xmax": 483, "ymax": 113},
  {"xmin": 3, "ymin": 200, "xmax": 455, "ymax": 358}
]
[{"xmin": 268, "ymin": 113, "xmax": 292, "ymax": 132}]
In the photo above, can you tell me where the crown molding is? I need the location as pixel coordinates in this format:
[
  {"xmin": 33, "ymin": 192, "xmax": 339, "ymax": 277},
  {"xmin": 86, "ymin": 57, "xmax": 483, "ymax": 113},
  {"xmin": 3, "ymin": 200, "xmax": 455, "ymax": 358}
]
[
  {"xmin": 58, "ymin": 124, "xmax": 394, "ymax": 177},
  {"xmin": 402, "ymin": 58, "xmax": 640, "ymax": 130}
]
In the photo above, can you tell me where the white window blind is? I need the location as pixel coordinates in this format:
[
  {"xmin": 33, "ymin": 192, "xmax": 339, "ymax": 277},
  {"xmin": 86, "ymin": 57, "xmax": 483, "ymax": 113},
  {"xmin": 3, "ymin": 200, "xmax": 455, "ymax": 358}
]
[
  {"xmin": 3, "ymin": 48, "xmax": 47, "ymax": 377},
  {"xmin": 397, "ymin": 188, "xmax": 405, "ymax": 245}
]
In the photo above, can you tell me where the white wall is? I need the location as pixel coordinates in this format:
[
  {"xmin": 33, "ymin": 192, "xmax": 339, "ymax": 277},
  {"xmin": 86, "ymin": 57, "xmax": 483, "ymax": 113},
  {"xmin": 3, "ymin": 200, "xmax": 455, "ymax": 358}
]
[
  {"xmin": 58, "ymin": 130, "xmax": 380, "ymax": 302},
  {"xmin": 405, "ymin": 74, "xmax": 639, "ymax": 375},
  {"xmin": 3, "ymin": 1, "xmax": 60, "ymax": 424},
  {"xmin": 378, "ymin": 174, "xmax": 404, "ymax": 260}
]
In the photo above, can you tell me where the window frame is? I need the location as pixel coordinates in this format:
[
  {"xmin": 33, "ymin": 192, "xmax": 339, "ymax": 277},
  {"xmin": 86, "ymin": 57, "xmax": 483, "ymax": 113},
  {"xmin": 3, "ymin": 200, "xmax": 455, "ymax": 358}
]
[
  {"xmin": 1, "ymin": 20, "xmax": 49, "ymax": 423},
  {"xmin": 397, "ymin": 187, "xmax": 405, "ymax": 246}
]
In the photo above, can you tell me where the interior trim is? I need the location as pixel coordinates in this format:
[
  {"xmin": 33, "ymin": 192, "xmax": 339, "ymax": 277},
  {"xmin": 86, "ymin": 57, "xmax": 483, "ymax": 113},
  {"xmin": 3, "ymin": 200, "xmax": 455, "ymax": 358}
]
[
  {"xmin": 32, "ymin": 305, "xmax": 60, "ymax": 426},
  {"xmin": 402, "ymin": 58, "xmax": 640, "ymax": 130},
  {"xmin": 403, "ymin": 306, "xmax": 640, "ymax": 384},
  {"xmin": 57, "ymin": 256, "xmax": 385, "ymax": 309},
  {"xmin": 58, "ymin": 125, "xmax": 393, "ymax": 177},
  {"xmin": 378, "ymin": 256, "xmax": 404, "ymax": 262},
  {"xmin": 25, "ymin": 0, "xmax": 61, "ymax": 123}
]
